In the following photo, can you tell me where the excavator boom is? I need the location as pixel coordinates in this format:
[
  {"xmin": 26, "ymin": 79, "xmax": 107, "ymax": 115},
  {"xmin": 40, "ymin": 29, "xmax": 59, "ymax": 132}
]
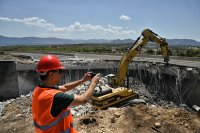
[
  {"xmin": 90, "ymin": 29, "xmax": 170, "ymax": 110},
  {"xmin": 116, "ymin": 29, "xmax": 170, "ymax": 86}
]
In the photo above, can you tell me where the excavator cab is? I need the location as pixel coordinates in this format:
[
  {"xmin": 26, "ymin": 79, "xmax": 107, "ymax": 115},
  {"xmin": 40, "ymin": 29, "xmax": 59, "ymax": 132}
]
[{"xmin": 90, "ymin": 29, "xmax": 170, "ymax": 110}]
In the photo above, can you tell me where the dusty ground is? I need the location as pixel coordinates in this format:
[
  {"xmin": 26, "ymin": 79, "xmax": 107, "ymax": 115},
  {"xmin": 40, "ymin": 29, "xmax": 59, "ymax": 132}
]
[{"xmin": 0, "ymin": 94, "xmax": 200, "ymax": 133}]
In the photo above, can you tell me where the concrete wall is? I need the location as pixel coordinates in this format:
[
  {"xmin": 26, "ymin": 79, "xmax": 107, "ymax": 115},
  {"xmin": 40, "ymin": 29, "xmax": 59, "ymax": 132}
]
[
  {"xmin": 128, "ymin": 62, "xmax": 200, "ymax": 107},
  {"xmin": 61, "ymin": 65, "xmax": 200, "ymax": 107},
  {"xmin": 0, "ymin": 60, "xmax": 200, "ymax": 107},
  {"xmin": 0, "ymin": 61, "xmax": 19, "ymax": 101},
  {"xmin": 0, "ymin": 61, "xmax": 39, "ymax": 101},
  {"xmin": 18, "ymin": 70, "xmax": 39, "ymax": 95}
]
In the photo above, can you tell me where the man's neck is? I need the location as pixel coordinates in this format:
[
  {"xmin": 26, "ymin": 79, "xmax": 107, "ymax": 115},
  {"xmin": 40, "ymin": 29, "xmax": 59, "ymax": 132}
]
[{"xmin": 40, "ymin": 80, "xmax": 56, "ymax": 88}]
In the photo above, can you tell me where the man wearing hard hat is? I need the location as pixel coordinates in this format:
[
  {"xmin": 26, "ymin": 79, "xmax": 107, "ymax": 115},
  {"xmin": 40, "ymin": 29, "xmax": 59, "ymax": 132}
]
[{"xmin": 32, "ymin": 55, "xmax": 100, "ymax": 133}]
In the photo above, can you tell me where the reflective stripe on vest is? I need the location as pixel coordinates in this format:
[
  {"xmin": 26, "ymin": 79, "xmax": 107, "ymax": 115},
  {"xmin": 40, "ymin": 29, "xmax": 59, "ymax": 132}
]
[
  {"xmin": 33, "ymin": 110, "xmax": 70, "ymax": 130},
  {"xmin": 60, "ymin": 128, "xmax": 70, "ymax": 133}
]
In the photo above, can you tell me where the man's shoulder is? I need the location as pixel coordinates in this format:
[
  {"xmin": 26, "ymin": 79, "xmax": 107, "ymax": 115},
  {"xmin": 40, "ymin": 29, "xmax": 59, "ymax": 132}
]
[
  {"xmin": 33, "ymin": 86, "xmax": 62, "ymax": 100},
  {"xmin": 54, "ymin": 92, "xmax": 74, "ymax": 100}
]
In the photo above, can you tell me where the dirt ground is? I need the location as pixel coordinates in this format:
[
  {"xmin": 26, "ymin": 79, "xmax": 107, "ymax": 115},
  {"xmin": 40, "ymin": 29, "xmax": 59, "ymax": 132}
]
[{"xmin": 0, "ymin": 94, "xmax": 200, "ymax": 133}]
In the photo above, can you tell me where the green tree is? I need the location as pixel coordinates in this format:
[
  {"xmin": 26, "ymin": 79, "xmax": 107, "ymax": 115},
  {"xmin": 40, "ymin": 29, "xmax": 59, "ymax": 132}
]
[{"xmin": 186, "ymin": 49, "xmax": 197, "ymax": 57}]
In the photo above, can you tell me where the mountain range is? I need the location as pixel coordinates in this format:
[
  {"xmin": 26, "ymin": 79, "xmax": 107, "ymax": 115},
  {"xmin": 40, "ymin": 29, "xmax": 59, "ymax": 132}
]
[{"xmin": 0, "ymin": 35, "xmax": 200, "ymax": 46}]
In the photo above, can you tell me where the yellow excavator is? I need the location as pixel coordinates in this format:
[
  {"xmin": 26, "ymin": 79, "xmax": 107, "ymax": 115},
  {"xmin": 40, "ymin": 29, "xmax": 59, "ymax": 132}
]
[{"xmin": 90, "ymin": 29, "xmax": 170, "ymax": 110}]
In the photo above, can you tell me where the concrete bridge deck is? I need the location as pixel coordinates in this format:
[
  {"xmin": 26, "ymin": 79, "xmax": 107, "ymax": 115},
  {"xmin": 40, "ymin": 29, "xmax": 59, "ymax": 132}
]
[
  {"xmin": 0, "ymin": 53, "xmax": 200, "ymax": 107},
  {"xmin": 10, "ymin": 52, "xmax": 200, "ymax": 70}
]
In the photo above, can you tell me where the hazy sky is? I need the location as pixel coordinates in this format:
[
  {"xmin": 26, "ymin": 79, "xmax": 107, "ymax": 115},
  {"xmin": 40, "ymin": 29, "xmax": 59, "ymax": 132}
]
[{"xmin": 0, "ymin": 0, "xmax": 200, "ymax": 41}]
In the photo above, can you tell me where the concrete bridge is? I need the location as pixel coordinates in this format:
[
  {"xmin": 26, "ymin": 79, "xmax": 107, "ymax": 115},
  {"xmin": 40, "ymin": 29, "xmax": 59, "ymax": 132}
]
[{"xmin": 0, "ymin": 53, "xmax": 200, "ymax": 107}]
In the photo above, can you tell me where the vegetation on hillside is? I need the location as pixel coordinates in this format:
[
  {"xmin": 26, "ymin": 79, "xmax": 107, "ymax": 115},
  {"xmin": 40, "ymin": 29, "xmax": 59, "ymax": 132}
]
[{"xmin": 0, "ymin": 43, "xmax": 200, "ymax": 57}]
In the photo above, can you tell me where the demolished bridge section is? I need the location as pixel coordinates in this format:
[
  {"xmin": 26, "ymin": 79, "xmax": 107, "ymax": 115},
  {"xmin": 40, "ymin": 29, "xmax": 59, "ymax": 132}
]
[{"xmin": 0, "ymin": 59, "xmax": 200, "ymax": 108}]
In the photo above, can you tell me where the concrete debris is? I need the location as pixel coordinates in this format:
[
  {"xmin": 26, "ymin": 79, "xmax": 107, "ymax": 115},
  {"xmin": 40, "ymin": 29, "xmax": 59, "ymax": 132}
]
[
  {"xmin": 0, "ymin": 99, "xmax": 15, "ymax": 116},
  {"xmin": 150, "ymin": 105, "xmax": 157, "ymax": 108},
  {"xmin": 154, "ymin": 122, "xmax": 162, "ymax": 128},
  {"xmin": 71, "ymin": 103, "xmax": 95, "ymax": 116},
  {"xmin": 192, "ymin": 105, "xmax": 200, "ymax": 113},
  {"xmin": 128, "ymin": 99, "xmax": 147, "ymax": 105},
  {"xmin": 0, "ymin": 91, "xmax": 200, "ymax": 133},
  {"xmin": 114, "ymin": 112, "xmax": 121, "ymax": 118},
  {"xmin": 179, "ymin": 104, "xmax": 191, "ymax": 111},
  {"xmin": 186, "ymin": 68, "xmax": 193, "ymax": 71}
]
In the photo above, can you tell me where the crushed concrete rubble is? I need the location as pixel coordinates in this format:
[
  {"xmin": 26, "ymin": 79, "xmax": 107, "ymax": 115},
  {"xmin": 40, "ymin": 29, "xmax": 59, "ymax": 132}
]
[
  {"xmin": 193, "ymin": 105, "xmax": 200, "ymax": 113},
  {"xmin": 0, "ymin": 89, "xmax": 200, "ymax": 133},
  {"xmin": 0, "ymin": 52, "xmax": 34, "ymax": 64}
]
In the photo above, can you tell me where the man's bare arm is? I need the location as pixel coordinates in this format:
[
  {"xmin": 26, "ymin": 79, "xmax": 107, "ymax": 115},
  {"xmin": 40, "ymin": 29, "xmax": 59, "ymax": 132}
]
[
  {"xmin": 70, "ymin": 74, "xmax": 100, "ymax": 106},
  {"xmin": 59, "ymin": 72, "xmax": 92, "ymax": 92}
]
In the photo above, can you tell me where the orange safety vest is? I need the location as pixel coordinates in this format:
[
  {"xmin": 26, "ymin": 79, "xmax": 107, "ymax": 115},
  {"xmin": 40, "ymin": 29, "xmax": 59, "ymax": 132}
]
[{"xmin": 32, "ymin": 86, "xmax": 77, "ymax": 133}]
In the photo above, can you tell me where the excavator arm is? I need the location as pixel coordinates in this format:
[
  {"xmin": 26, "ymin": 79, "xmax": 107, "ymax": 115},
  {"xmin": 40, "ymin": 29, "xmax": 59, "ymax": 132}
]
[
  {"xmin": 115, "ymin": 29, "xmax": 170, "ymax": 86},
  {"xmin": 90, "ymin": 29, "xmax": 169, "ymax": 109}
]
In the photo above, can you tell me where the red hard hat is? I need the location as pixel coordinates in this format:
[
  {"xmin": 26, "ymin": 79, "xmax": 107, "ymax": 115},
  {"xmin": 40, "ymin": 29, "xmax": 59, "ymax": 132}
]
[{"xmin": 36, "ymin": 55, "xmax": 64, "ymax": 72}]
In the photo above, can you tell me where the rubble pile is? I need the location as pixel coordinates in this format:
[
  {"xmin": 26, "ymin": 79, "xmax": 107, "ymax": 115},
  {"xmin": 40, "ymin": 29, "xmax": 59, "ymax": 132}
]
[
  {"xmin": 0, "ymin": 89, "xmax": 199, "ymax": 133},
  {"xmin": 0, "ymin": 52, "xmax": 34, "ymax": 64},
  {"xmin": 0, "ymin": 93, "xmax": 34, "ymax": 133},
  {"xmin": 74, "ymin": 105, "xmax": 200, "ymax": 133}
]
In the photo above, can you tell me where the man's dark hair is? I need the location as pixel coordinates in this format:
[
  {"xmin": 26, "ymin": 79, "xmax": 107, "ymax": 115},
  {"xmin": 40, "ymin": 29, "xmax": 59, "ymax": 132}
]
[
  {"xmin": 39, "ymin": 74, "xmax": 49, "ymax": 81},
  {"xmin": 39, "ymin": 71, "xmax": 51, "ymax": 81},
  {"xmin": 39, "ymin": 70, "xmax": 61, "ymax": 81}
]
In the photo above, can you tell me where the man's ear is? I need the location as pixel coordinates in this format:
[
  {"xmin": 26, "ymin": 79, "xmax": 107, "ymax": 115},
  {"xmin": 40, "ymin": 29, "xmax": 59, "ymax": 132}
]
[{"xmin": 48, "ymin": 71, "xmax": 54, "ymax": 78}]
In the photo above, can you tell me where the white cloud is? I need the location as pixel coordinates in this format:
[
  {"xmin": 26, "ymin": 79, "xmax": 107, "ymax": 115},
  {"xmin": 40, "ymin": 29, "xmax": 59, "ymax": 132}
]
[
  {"xmin": 0, "ymin": 17, "xmax": 56, "ymax": 29},
  {"xmin": 0, "ymin": 17, "xmax": 12, "ymax": 21},
  {"xmin": 119, "ymin": 15, "xmax": 131, "ymax": 21},
  {"xmin": 0, "ymin": 17, "xmax": 135, "ymax": 39},
  {"xmin": 108, "ymin": 24, "xmax": 122, "ymax": 30}
]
